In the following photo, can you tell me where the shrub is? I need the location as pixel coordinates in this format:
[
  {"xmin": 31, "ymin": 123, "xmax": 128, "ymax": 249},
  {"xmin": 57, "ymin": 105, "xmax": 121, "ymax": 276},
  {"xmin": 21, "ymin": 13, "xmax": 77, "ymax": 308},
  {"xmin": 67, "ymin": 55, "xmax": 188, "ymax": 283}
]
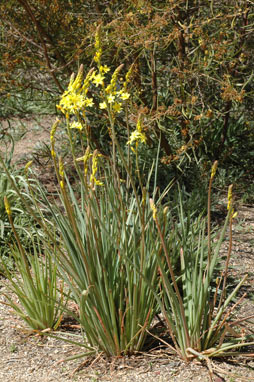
[
  {"xmin": 1, "ymin": 1, "xmax": 253, "ymax": 190},
  {"xmin": 1, "ymin": 198, "xmax": 67, "ymax": 331}
]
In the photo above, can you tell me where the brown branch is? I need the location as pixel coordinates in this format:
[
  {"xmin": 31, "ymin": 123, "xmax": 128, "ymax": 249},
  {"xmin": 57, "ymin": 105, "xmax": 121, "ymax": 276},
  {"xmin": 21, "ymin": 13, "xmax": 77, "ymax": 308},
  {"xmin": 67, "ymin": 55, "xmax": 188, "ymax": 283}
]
[
  {"xmin": 151, "ymin": 49, "xmax": 172, "ymax": 156},
  {"xmin": 218, "ymin": 101, "xmax": 232, "ymax": 157},
  {"xmin": 26, "ymin": 2, "xmax": 72, "ymax": 76},
  {"xmin": 177, "ymin": 28, "xmax": 186, "ymax": 71},
  {"xmin": 16, "ymin": 0, "xmax": 64, "ymax": 92}
]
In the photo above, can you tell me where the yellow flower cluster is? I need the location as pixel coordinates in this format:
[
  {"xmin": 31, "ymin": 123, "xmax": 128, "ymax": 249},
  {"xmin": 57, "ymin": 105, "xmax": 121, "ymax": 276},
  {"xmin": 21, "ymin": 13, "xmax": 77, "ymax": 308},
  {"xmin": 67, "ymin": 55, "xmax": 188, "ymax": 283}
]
[
  {"xmin": 76, "ymin": 146, "xmax": 92, "ymax": 177},
  {"xmin": 92, "ymin": 29, "xmax": 132, "ymax": 115},
  {"xmin": 56, "ymin": 26, "xmax": 133, "ymax": 138},
  {"xmin": 92, "ymin": 72, "xmax": 105, "ymax": 87},
  {"xmin": 91, "ymin": 27, "xmax": 110, "ymax": 89},
  {"xmin": 59, "ymin": 157, "xmax": 65, "ymax": 189},
  {"xmin": 122, "ymin": 64, "xmax": 133, "ymax": 93},
  {"xmin": 83, "ymin": 147, "xmax": 91, "ymax": 177},
  {"xmin": 94, "ymin": 26, "xmax": 102, "ymax": 64},
  {"xmin": 4, "ymin": 196, "xmax": 11, "ymax": 217},
  {"xmin": 24, "ymin": 160, "xmax": 33, "ymax": 174},
  {"xmin": 149, "ymin": 199, "xmax": 157, "ymax": 221},
  {"xmin": 127, "ymin": 115, "xmax": 147, "ymax": 147},
  {"xmin": 50, "ymin": 119, "xmax": 60, "ymax": 158},
  {"xmin": 127, "ymin": 130, "xmax": 147, "ymax": 145},
  {"xmin": 97, "ymin": 64, "xmax": 131, "ymax": 114},
  {"xmin": 50, "ymin": 119, "xmax": 60, "ymax": 143},
  {"xmin": 227, "ymin": 184, "xmax": 237, "ymax": 218},
  {"xmin": 60, "ymin": 93, "xmax": 93, "ymax": 114},
  {"xmin": 105, "ymin": 65, "xmax": 122, "ymax": 95},
  {"xmin": 59, "ymin": 157, "xmax": 64, "ymax": 179},
  {"xmin": 70, "ymin": 121, "xmax": 83, "ymax": 130},
  {"xmin": 210, "ymin": 160, "xmax": 218, "ymax": 180},
  {"xmin": 90, "ymin": 151, "xmax": 104, "ymax": 187},
  {"xmin": 57, "ymin": 66, "xmax": 94, "ymax": 117},
  {"xmin": 227, "ymin": 184, "xmax": 233, "ymax": 211},
  {"xmin": 76, "ymin": 148, "xmax": 103, "ymax": 187}
]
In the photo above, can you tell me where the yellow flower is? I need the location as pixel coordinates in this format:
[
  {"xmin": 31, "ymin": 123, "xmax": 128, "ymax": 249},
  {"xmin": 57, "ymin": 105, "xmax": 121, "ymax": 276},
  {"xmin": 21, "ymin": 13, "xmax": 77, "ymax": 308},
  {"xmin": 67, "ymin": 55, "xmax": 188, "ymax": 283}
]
[
  {"xmin": 136, "ymin": 116, "xmax": 143, "ymax": 133},
  {"xmin": 94, "ymin": 26, "xmax": 102, "ymax": 64},
  {"xmin": 123, "ymin": 64, "xmax": 134, "ymax": 91},
  {"xmin": 85, "ymin": 98, "xmax": 94, "ymax": 107},
  {"xmin": 105, "ymin": 64, "xmax": 124, "ymax": 94},
  {"xmin": 107, "ymin": 94, "xmax": 115, "ymax": 103},
  {"xmin": 120, "ymin": 92, "xmax": 130, "ymax": 100},
  {"xmin": 57, "ymin": 67, "xmax": 95, "ymax": 117},
  {"xmin": 99, "ymin": 101, "xmax": 107, "ymax": 109},
  {"xmin": 149, "ymin": 199, "xmax": 157, "ymax": 221},
  {"xmin": 127, "ymin": 130, "xmax": 147, "ymax": 145},
  {"xmin": 210, "ymin": 160, "xmax": 218, "ymax": 180},
  {"xmin": 59, "ymin": 93, "xmax": 87, "ymax": 114},
  {"xmin": 227, "ymin": 184, "xmax": 237, "ymax": 220},
  {"xmin": 50, "ymin": 119, "xmax": 60, "ymax": 159},
  {"xmin": 70, "ymin": 121, "xmax": 83, "ymax": 130},
  {"xmin": 81, "ymin": 68, "xmax": 95, "ymax": 95},
  {"xmin": 227, "ymin": 184, "xmax": 233, "ymax": 210},
  {"xmin": 94, "ymin": 51, "xmax": 102, "ymax": 63},
  {"xmin": 76, "ymin": 147, "xmax": 92, "ymax": 177},
  {"xmin": 90, "ymin": 151, "xmax": 104, "ymax": 187},
  {"xmin": 24, "ymin": 160, "xmax": 33, "ymax": 174},
  {"xmin": 83, "ymin": 147, "xmax": 91, "ymax": 177},
  {"xmin": 4, "ymin": 196, "xmax": 11, "ymax": 217},
  {"xmin": 68, "ymin": 65, "xmax": 83, "ymax": 92},
  {"xmin": 127, "ymin": 115, "xmax": 147, "ymax": 145},
  {"xmin": 92, "ymin": 73, "xmax": 105, "ymax": 87},
  {"xmin": 50, "ymin": 119, "xmax": 60, "ymax": 143},
  {"xmin": 112, "ymin": 102, "xmax": 122, "ymax": 113},
  {"xmin": 99, "ymin": 65, "xmax": 110, "ymax": 74},
  {"xmin": 59, "ymin": 157, "xmax": 64, "ymax": 179},
  {"xmin": 227, "ymin": 184, "xmax": 237, "ymax": 218}
]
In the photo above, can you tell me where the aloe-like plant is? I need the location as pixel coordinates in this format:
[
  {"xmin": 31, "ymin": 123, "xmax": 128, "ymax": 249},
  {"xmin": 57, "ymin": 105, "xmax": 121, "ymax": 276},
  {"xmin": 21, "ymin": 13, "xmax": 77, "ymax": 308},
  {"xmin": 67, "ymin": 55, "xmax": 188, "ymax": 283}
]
[
  {"xmin": 38, "ymin": 156, "xmax": 161, "ymax": 356},
  {"xmin": 0, "ymin": 52, "xmax": 163, "ymax": 356},
  {"xmin": 1, "ymin": 200, "xmax": 67, "ymax": 331},
  {"xmin": 150, "ymin": 165, "xmax": 254, "ymax": 361}
]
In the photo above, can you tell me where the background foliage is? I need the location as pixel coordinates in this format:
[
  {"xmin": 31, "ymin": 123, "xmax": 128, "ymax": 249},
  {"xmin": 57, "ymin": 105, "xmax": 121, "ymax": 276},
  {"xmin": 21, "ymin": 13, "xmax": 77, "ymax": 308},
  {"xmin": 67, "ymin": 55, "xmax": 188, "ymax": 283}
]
[{"xmin": 1, "ymin": 0, "xmax": 254, "ymax": 192}]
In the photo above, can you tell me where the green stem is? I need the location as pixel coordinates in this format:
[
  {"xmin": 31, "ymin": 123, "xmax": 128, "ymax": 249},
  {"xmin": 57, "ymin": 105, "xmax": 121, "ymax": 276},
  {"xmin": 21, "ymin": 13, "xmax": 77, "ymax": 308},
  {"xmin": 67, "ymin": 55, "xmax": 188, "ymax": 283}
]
[{"xmin": 154, "ymin": 214, "xmax": 191, "ymax": 353}]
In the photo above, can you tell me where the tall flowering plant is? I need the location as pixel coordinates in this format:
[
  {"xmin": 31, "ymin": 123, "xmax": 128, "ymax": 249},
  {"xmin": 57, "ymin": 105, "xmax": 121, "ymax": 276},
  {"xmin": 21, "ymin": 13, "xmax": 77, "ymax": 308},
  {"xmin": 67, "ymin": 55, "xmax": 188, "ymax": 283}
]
[
  {"xmin": 149, "ymin": 163, "xmax": 254, "ymax": 361},
  {"xmin": 40, "ymin": 26, "xmax": 163, "ymax": 357}
]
